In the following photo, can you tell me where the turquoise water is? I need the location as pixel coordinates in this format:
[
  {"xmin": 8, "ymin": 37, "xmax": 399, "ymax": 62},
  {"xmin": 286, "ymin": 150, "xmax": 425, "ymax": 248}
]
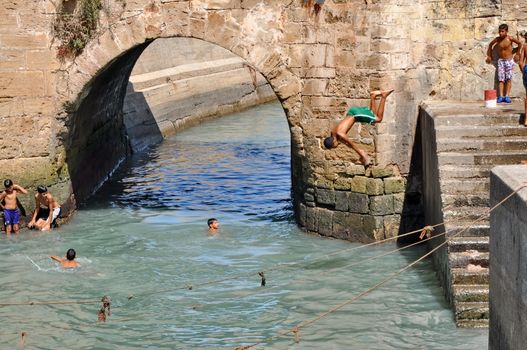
[{"xmin": 0, "ymin": 102, "xmax": 487, "ymax": 349}]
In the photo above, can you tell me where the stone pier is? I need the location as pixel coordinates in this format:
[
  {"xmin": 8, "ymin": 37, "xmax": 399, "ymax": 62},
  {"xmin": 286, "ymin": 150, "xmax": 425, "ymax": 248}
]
[{"xmin": 489, "ymin": 165, "xmax": 527, "ymax": 350}]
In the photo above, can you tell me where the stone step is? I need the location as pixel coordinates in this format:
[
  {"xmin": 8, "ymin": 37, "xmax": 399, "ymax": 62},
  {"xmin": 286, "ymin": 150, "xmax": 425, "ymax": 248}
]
[
  {"xmin": 456, "ymin": 318, "xmax": 489, "ymax": 328},
  {"xmin": 129, "ymin": 57, "xmax": 245, "ymax": 90},
  {"xmin": 437, "ymin": 150, "xmax": 527, "ymax": 166},
  {"xmin": 452, "ymin": 267, "xmax": 489, "ymax": 284},
  {"xmin": 434, "ymin": 113, "xmax": 521, "ymax": 127},
  {"xmin": 455, "ymin": 302, "xmax": 489, "ymax": 327},
  {"xmin": 449, "ymin": 251, "xmax": 489, "ymax": 268},
  {"xmin": 446, "ymin": 222, "xmax": 489, "ymax": 238},
  {"xmin": 453, "ymin": 285, "xmax": 489, "ymax": 302},
  {"xmin": 436, "ymin": 125, "xmax": 527, "ymax": 139},
  {"xmin": 442, "ymin": 193, "xmax": 489, "ymax": 207},
  {"xmin": 439, "ymin": 164, "xmax": 491, "ymax": 179},
  {"xmin": 436, "ymin": 137, "xmax": 527, "ymax": 152},
  {"xmin": 448, "ymin": 236, "xmax": 489, "ymax": 252},
  {"xmin": 440, "ymin": 179, "xmax": 489, "ymax": 194},
  {"xmin": 443, "ymin": 206, "xmax": 489, "ymax": 222}
]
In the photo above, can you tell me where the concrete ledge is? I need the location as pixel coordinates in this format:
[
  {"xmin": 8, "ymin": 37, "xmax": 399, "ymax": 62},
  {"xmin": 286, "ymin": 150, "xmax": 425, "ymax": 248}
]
[{"xmin": 489, "ymin": 165, "xmax": 527, "ymax": 350}]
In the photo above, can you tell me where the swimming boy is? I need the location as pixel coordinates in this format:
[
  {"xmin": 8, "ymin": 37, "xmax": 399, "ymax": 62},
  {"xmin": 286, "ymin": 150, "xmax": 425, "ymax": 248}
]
[
  {"xmin": 520, "ymin": 31, "xmax": 527, "ymax": 125},
  {"xmin": 207, "ymin": 218, "xmax": 219, "ymax": 233},
  {"xmin": 28, "ymin": 185, "xmax": 61, "ymax": 231},
  {"xmin": 485, "ymin": 23, "xmax": 523, "ymax": 103},
  {"xmin": 51, "ymin": 248, "xmax": 79, "ymax": 268},
  {"xmin": 323, "ymin": 89, "xmax": 394, "ymax": 166},
  {"xmin": 0, "ymin": 179, "xmax": 28, "ymax": 234}
]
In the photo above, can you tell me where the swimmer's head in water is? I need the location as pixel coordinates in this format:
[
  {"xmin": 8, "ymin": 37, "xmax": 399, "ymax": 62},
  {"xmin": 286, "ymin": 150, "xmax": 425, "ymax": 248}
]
[
  {"xmin": 4, "ymin": 179, "xmax": 13, "ymax": 188},
  {"xmin": 37, "ymin": 185, "xmax": 47, "ymax": 194},
  {"xmin": 66, "ymin": 248, "xmax": 76, "ymax": 261},
  {"xmin": 207, "ymin": 218, "xmax": 219, "ymax": 229},
  {"xmin": 323, "ymin": 136, "xmax": 337, "ymax": 149}
]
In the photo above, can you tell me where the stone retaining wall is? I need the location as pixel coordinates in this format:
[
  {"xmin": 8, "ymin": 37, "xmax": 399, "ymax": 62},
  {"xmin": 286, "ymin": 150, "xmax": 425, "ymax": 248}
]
[
  {"xmin": 123, "ymin": 38, "xmax": 276, "ymax": 153},
  {"xmin": 489, "ymin": 165, "xmax": 527, "ymax": 349}
]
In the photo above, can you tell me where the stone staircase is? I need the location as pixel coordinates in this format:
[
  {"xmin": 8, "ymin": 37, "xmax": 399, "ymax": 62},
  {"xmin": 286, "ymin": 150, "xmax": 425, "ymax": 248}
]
[{"xmin": 430, "ymin": 103, "xmax": 527, "ymax": 327}]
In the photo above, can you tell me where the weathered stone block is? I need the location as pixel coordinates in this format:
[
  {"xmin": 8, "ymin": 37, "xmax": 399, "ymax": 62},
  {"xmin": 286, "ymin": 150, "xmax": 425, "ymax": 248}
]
[
  {"xmin": 315, "ymin": 178, "xmax": 333, "ymax": 189},
  {"xmin": 305, "ymin": 206, "xmax": 318, "ymax": 232},
  {"xmin": 393, "ymin": 192, "xmax": 405, "ymax": 214},
  {"xmin": 363, "ymin": 215, "xmax": 384, "ymax": 241},
  {"xmin": 350, "ymin": 176, "xmax": 367, "ymax": 193},
  {"xmin": 0, "ymin": 33, "xmax": 48, "ymax": 49},
  {"xmin": 334, "ymin": 177, "xmax": 352, "ymax": 190},
  {"xmin": 318, "ymin": 208, "xmax": 333, "ymax": 236},
  {"xmin": 316, "ymin": 187, "xmax": 335, "ymax": 206},
  {"xmin": 348, "ymin": 192, "xmax": 369, "ymax": 214},
  {"xmin": 297, "ymin": 203, "xmax": 307, "ymax": 227},
  {"xmin": 304, "ymin": 192, "xmax": 315, "ymax": 202},
  {"xmin": 346, "ymin": 164, "xmax": 366, "ymax": 176},
  {"xmin": 0, "ymin": 72, "xmax": 45, "ymax": 97},
  {"xmin": 366, "ymin": 178, "xmax": 384, "ymax": 195},
  {"xmin": 304, "ymin": 67, "xmax": 336, "ymax": 78},
  {"xmin": 333, "ymin": 211, "xmax": 363, "ymax": 240},
  {"xmin": 26, "ymin": 50, "xmax": 60, "ymax": 70},
  {"xmin": 335, "ymin": 191, "xmax": 348, "ymax": 211},
  {"xmin": 371, "ymin": 165, "xmax": 400, "ymax": 178},
  {"xmin": 369, "ymin": 195, "xmax": 394, "ymax": 215},
  {"xmin": 0, "ymin": 49, "xmax": 25, "ymax": 70},
  {"xmin": 384, "ymin": 214, "xmax": 400, "ymax": 239},
  {"xmin": 384, "ymin": 176, "xmax": 406, "ymax": 194},
  {"xmin": 303, "ymin": 79, "xmax": 328, "ymax": 95}
]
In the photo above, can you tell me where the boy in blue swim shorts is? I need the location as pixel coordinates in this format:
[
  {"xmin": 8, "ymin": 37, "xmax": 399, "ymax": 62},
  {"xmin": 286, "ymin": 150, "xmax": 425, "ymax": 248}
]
[
  {"xmin": 323, "ymin": 89, "xmax": 394, "ymax": 166},
  {"xmin": 0, "ymin": 179, "xmax": 28, "ymax": 234}
]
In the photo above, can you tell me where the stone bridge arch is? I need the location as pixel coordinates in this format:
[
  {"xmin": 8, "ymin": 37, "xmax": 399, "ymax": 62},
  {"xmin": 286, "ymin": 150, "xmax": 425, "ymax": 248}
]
[{"xmin": 56, "ymin": 1, "xmax": 304, "ymax": 206}]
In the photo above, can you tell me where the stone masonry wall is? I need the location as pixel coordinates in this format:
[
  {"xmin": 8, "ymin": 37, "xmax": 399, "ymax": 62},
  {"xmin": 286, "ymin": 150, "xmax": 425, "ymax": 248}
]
[
  {"xmin": 489, "ymin": 165, "xmax": 527, "ymax": 349},
  {"xmin": 1, "ymin": 1, "xmax": 527, "ymax": 239}
]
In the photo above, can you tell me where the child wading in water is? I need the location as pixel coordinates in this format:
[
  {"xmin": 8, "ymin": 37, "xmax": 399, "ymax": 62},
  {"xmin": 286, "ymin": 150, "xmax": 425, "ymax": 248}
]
[
  {"xmin": 323, "ymin": 89, "xmax": 394, "ymax": 166},
  {"xmin": 486, "ymin": 23, "xmax": 523, "ymax": 103},
  {"xmin": 0, "ymin": 179, "xmax": 28, "ymax": 234},
  {"xmin": 207, "ymin": 218, "xmax": 219, "ymax": 234},
  {"xmin": 51, "ymin": 248, "xmax": 79, "ymax": 268}
]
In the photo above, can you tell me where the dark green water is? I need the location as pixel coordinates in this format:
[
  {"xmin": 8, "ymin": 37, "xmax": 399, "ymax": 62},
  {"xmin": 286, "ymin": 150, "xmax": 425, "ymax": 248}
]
[{"xmin": 0, "ymin": 102, "xmax": 487, "ymax": 349}]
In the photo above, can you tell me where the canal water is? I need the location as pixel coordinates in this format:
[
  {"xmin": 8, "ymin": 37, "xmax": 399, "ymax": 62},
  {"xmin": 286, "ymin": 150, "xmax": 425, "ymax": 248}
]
[{"xmin": 0, "ymin": 102, "xmax": 487, "ymax": 349}]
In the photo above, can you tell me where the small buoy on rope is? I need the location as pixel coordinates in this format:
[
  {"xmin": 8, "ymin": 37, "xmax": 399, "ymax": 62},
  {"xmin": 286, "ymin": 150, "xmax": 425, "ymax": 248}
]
[
  {"xmin": 419, "ymin": 226, "xmax": 434, "ymax": 240},
  {"xmin": 292, "ymin": 326, "xmax": 300, "ymax": 343},
  {"xmin": 258, "ymin": 272, "xmax": 266, "ymax": 286},
  {"xmin": 97, "ymin": 296, "xmax": 111, "ymax": 322},
  {"xmin": 19, "ymin": 331, "xmax": 27, "ymax": 347}
]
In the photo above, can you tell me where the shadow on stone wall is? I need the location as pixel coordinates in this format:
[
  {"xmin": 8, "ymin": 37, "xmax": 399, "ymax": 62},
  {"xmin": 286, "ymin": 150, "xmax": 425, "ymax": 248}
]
[
  {"xmin": 122, "ymin": 83, "xmax": 164, "ymax": 153},
  {"xmin": 398, "ymin": 113, "xmax": 425, "ymax": 244},
  {"xmin": 63, "ymin": 43, "xmax": 151, "ymax": 207}
]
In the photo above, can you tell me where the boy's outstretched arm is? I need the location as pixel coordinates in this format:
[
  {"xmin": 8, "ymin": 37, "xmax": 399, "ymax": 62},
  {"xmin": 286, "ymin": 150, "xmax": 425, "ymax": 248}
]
[
  {"xmin": 486, "ymin": 38, "xmax": 498, "ymax": 64},
  {"xmin": 14, "ymin": 185, "xmax": 28, "ymax": 195},
  {"xmin": 50, "ymin": 256, "xmax": 63, "ymax": 262}
]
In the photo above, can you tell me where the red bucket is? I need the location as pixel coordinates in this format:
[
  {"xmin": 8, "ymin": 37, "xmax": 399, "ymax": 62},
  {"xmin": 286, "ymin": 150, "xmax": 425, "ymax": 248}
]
[{"xmin": 484, "ymin": 89, "xmax": 497, "ymax": 108}]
